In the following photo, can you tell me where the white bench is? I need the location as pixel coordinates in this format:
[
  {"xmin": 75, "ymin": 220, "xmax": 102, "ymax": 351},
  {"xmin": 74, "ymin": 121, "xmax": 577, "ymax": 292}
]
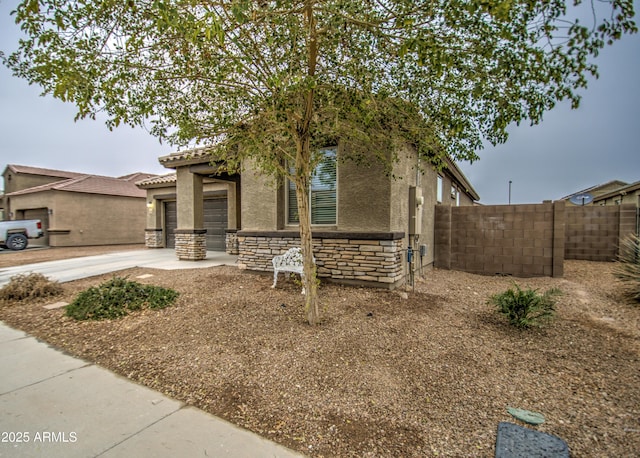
[{"xmin": 271, "ymin": 247, "xmax": 313, "ymax": 293}]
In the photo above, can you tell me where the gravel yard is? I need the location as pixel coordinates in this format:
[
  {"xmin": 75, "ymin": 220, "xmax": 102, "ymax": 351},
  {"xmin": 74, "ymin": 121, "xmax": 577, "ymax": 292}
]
[{"xmin": 0, "ymin": 246, "xmax": 638, "ymax": 457}]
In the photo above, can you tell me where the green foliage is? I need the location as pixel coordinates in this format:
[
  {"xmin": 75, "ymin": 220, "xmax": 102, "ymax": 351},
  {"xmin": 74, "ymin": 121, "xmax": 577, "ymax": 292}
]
[
  {"xmin": 614, "ymin": 233, "xmax": 640, "ymax": 302},
  {"xmin": 489, "ymin": 283, "xmax": 561, "ymax": 328},
  {"xmin": 3, "ymin": 1, "xmax": 636, "ymax": 166},
  {"xmin": 0, "ymin": 273, "xmax": 63, "ymax": 302},
  {"xmin": 65, "ymin": 277, "xmax": 178, "ymax": 321}
]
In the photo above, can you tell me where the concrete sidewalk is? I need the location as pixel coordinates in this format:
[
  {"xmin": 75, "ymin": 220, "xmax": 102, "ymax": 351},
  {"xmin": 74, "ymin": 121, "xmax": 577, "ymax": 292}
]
[
  {"xmin": 0, "ymin": 249, "xmax": 238, "ymax": 287},
  {"xmin": 0, "ymin": 324, "xmax": 304, "ymax": 457}
]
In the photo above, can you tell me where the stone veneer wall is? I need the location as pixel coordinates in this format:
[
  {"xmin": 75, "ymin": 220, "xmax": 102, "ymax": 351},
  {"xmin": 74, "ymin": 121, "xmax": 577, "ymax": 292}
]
[
  {"xmin": 175, "ymin": 229, "xmax": 207, "ymax": 260},
  {"xmin": 145, "ymin": 229, "xmax": 164, "ymax": 248},
  {"xmin": 225, "ymin": 230, "xmax": 239, "ymax": 255},
  {"xmin": 237, "ymin": 231, "xmax": 405, "ymax": 288}
]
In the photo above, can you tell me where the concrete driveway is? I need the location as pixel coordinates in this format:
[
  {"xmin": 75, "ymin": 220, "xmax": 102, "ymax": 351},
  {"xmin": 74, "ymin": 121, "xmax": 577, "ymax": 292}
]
[{"xmin": 0, "ymin": 249, "xmax": 237, "ymax": 287}]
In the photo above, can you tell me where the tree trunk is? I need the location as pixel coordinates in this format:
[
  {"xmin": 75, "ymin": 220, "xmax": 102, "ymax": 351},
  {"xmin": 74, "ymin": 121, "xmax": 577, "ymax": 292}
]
[
  {"xmin": 294, "ymin": 135, "xmax": 320, "ymax": 325},
  {"xmin": 294, "ymin": 0, "xmax": 320, "ymax": 325}
]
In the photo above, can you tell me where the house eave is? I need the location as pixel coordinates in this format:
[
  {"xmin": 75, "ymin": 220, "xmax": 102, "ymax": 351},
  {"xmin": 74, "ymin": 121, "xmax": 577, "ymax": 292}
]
[
  {"xmin": 158, "ymin": 147, "xmax": 213, "ymax": 169},
  {"xmin": 592, "ymin": 180, "xmax": 640, "ymax": 202},
  {"xmin": 443, "ymin": 157, "xmax": 480, "ymax": 202}
]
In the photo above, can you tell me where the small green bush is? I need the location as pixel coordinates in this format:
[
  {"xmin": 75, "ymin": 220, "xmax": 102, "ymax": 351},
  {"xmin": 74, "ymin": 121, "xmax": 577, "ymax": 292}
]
[
  {"xmin": 65, "ymin": 276, "xmax": 178, "ymax": 321},
  {"xmin": 489, "ymin": 283, "xmax": 561, "ymax": 328},
  {"xmin": 0, "ymin": 273, "xmax": 63, "ymax": 302},
  {"xmin": 614, "ymin": 233, "xmax": 640, "ymax": 302}
]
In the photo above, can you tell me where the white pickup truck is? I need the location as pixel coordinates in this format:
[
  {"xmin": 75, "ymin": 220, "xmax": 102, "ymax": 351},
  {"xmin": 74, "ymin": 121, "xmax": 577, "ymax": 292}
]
[{"xmin": 0, "ymin": 220, "xmax": 44, "ymax": 250}]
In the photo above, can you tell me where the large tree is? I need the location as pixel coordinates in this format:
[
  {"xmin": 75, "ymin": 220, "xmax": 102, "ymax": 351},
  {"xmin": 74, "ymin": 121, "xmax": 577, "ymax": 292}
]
[{"xmin": 3, "ymin": 0, "xmax": 636, "ymax": 324}]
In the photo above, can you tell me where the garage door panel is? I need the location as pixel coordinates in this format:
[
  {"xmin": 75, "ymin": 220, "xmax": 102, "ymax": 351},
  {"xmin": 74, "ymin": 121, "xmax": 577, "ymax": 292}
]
[
  {"xmin": 164, "ymin": 201, "xmax": 177, "ymax": 248},
  {"xmin": 204, "ymin": 198, "xmax": 227, "ymax": 251},
  {"xmin": 164, "ymin": 198, "xmax": 226, "ymax": 251},
  {"xmin": 22, "ymin": 208, "xmax": 49, "ymax": 247}
]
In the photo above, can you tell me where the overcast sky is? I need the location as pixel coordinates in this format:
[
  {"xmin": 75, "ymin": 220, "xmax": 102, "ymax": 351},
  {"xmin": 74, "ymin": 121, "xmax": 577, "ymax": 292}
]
[{"xmin": 1, "ymin": 1, "xmax": 639, "ymax": 204}]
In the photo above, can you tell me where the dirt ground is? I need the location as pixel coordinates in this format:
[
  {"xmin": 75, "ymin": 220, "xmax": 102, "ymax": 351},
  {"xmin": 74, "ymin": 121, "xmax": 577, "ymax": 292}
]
[{"xmin": 1, "ymin": 246, "xmax": 639, "ymax": 457}]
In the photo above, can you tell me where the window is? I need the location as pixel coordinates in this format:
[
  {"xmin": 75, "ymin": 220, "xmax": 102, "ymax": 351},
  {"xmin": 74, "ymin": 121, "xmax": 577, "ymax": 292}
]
[
  {"xmin": 288, "ymin": 147, "xmax": 337, "ymax": 225},
  {"xmin": 436, "ymin": 175, "xmax": 443, "ymax": 203}
]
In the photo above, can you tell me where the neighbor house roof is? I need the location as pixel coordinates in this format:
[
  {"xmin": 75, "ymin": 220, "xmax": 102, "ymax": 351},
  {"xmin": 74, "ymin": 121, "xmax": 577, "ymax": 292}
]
[
  {"xmin": 443, "ymin": 156, "xmax": 480, "ymax": 202},
  {"xmin": 593, "ymin": 180, "xmax": 640, "ymax": 202},
  {"xmin": 7, "ymin": 174, "xmax": 151, "ymax": 198},
  {"xmin": 3, "ymin": 164, "xmax": 86, "ymax": 180},
  {"xmin": 561, "ymin": 180, "xmax": 629, "ymax": 200},
  {"xmin": 118, "ymin": 172, "xmax": 159, "ymax": 182}
]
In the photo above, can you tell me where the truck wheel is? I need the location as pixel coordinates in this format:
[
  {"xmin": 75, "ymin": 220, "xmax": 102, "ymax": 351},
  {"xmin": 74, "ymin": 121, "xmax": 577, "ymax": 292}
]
[{"xmin": 7, "ymin": 234, "xmax": 28, "ymax": 251}]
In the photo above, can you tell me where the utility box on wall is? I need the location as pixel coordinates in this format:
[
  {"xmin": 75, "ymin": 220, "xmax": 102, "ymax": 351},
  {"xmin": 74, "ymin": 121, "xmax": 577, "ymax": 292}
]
[{"xmin": 409, "ymin": 186, "xmax": 424, "ymax": 235}]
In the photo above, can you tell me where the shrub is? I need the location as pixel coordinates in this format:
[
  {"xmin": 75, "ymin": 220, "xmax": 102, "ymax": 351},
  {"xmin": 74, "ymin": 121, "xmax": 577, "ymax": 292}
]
[
  {"xmin": 489, "ymin": 283, "xmax": 561, "ymax": 328},
  {"xmin": 0, "ymin": 272, "xmax": 63, "ymax": 302},
  {"xmin": 65, "ymin": 276, "xmax": 178, "ymax": 321},
  {"xmin": 614, "ymin": 233, "xmax": 640, "ymax": 302}
]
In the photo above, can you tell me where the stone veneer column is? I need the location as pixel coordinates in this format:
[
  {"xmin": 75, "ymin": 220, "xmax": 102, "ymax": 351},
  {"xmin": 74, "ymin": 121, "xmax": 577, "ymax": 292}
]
[
  {"xmin": 225, "ymin": 230, "xmax": 239, "ymax": 255},
  {"xmin": 175, "ymin": 229, "xmax": 207, "ymax": 260},
  {"xmin": 175, "ymin": 166, "xmax": 206, "ymax": 260},
  {"xmin": 145, "ymin": 229, "xmax": 164, "ymax": 248}
]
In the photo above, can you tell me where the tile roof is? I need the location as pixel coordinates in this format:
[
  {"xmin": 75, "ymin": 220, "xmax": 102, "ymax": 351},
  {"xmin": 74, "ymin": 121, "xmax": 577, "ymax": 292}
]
[
  {"xmin": 4, "ymin": 164, "xmax": 86, "ymax": 179},
  {"xmin": 158, "ymin": 146, "xmax": 212, "ymax": 167},
  {"xmin": 118, "ymin": 172, "xmax": 159, "ymax": 182},
  {"xmin": 4, "ymin": 164, "xmax": 159, "ymax": 198},
  {"xmin": 7, "ymin": 174, "xmax": 151, "ymax": 198},
  {"xmin": 136, "ymin": 173, "xmax": 177, "ymax": 187}
]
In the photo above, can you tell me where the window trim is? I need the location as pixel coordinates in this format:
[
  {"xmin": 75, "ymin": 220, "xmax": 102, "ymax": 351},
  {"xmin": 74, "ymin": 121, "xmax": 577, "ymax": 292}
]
[{"xmin": 436, "ymin": 175, "xmax": 443, "ymax": 204}]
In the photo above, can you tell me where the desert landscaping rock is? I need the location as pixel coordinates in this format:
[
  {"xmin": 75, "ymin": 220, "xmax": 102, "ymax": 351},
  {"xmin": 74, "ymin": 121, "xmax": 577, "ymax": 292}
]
[
  {"xmin": 43, "ymin": 301, "xmax": 69, "ymax": 310},
  {"xmin": 0, "ymin": 246, "xmax": 638, "ymax": 457},
  {"xmin": 507, "ymin": 407, "xmax": 545, "ymax": 425}
]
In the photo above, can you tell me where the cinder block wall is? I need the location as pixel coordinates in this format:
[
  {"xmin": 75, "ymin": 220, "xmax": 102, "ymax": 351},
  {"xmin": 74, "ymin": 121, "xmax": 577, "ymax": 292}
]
[
  {"xmin": 435, "ymin": 202, "xmax": 637, "ymax": 277},
  {"xmin": 565, "ymin": 204, "xmax": 637, "ymax": 261},
  {"xmin": 435, "ymin": 202, "xmax": 565, "ymax": 277}
]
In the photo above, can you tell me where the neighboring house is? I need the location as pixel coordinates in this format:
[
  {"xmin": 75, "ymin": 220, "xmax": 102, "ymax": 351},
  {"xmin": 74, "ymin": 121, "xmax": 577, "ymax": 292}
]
[
  {"xmin": 592, "ymin": 180, "xmax": 640, "ymax": 207},
  {"xmin": 562, "ymin": 180, "xmax": 629, "ymax": 206},
  {"xmin": 138, "ymin": 145, "xmax": 479, "ymax": 288},
  {"xmin": 1, "ymin": 164, "xmax": 157, "ymax": 246}
]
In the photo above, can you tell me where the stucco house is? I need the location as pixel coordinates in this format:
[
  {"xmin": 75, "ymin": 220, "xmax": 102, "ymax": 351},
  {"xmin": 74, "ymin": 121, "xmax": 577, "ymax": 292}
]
[
  {"xmin": 138, "ymin": 145, "xmax": 479, "ymax": 288},
  {"xmin": 562, "ymin": 180, "xmax": 630, "ymax": 206},
  {"xmin": 592, "ymin": 180, "xmax": 640, "ymax": 207},
  {"xmin": 1, "ymin": 164, "xmax": 157, "ymax": 246}
]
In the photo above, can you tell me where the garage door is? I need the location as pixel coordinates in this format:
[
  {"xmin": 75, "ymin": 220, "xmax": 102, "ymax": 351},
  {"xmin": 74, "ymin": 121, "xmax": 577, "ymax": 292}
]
[
  {"xmin": 164, "ymin": 201, "xmax": 177, "ymax": 248},
  {"xmin": 203, "ymin": 198, "xmax": 228, "ymax": 251},
  {"xmin": 164, "ymin": 198, "xmax": 227, "ymax": 250},
  {"xmin": 21, "ymin": 208, "xmax": 49, "ymax": 247}
]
